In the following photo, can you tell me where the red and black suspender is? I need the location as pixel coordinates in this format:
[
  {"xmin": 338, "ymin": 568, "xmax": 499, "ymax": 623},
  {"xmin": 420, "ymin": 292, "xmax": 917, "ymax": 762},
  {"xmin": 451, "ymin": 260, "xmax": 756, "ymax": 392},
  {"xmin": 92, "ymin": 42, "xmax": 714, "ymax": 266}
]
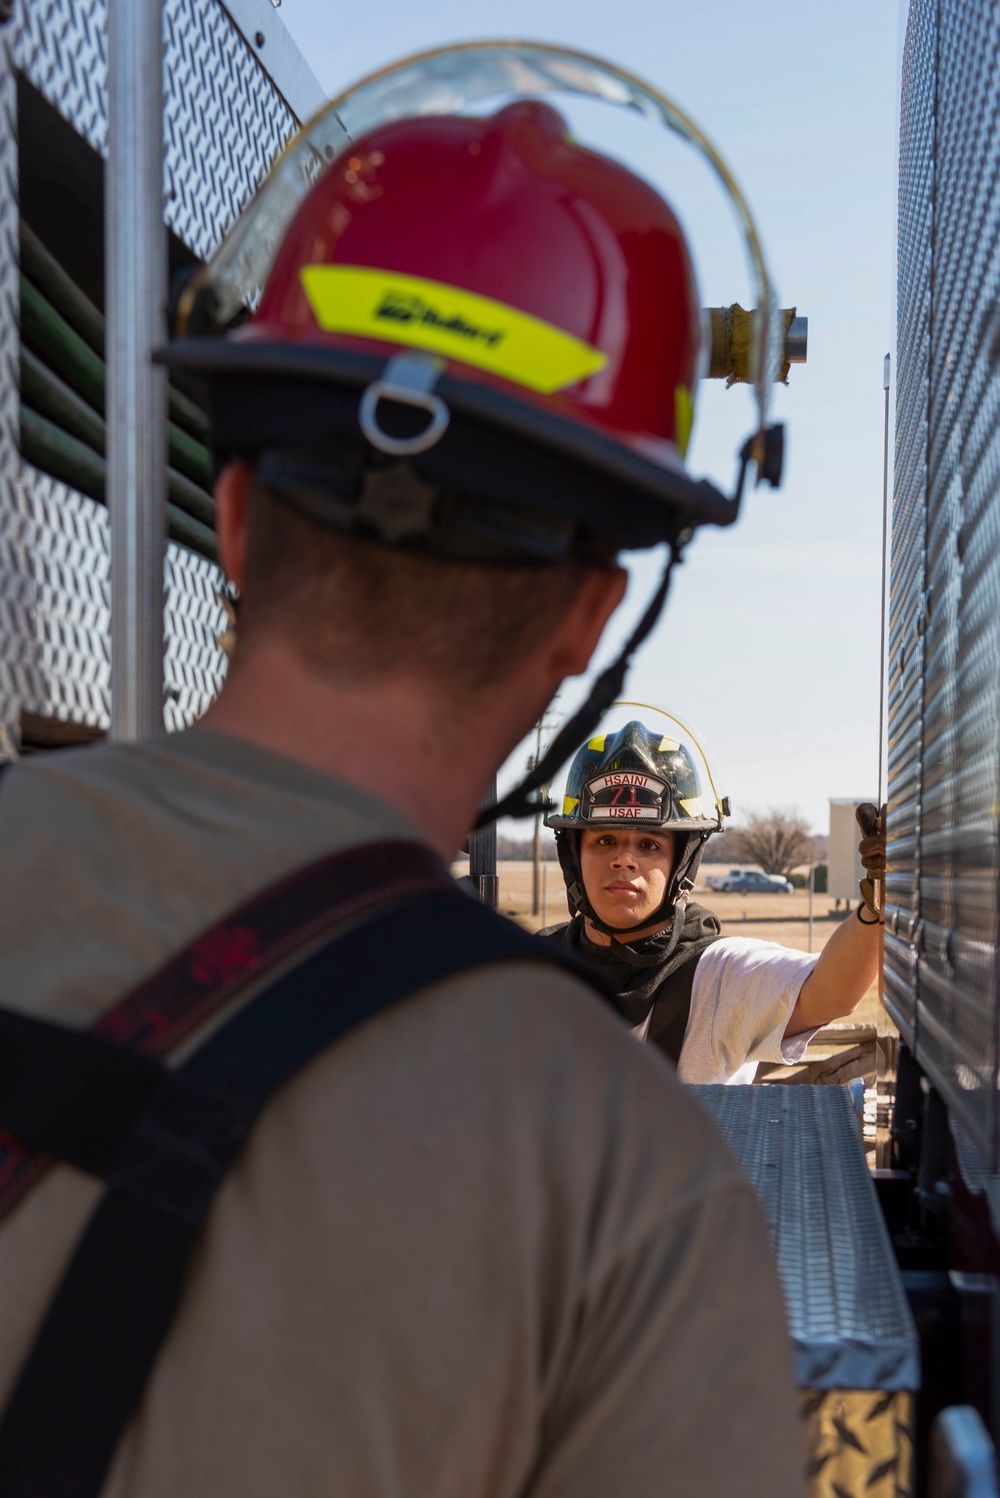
[
  {"xmin": 0, "ymin": 815, "xmax": 610, "ymax": 1498},
  {"xmin": 0, "ymin": 837, "xmax": 462, "ymax": 1224}
]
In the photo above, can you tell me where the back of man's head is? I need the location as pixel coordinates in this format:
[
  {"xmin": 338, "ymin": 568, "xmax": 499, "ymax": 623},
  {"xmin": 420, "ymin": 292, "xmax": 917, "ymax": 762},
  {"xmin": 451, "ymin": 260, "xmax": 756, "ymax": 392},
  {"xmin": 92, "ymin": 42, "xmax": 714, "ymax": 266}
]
[{"xmin": 235, "ymin": 477, "xmax": 606, "ymax": 715}]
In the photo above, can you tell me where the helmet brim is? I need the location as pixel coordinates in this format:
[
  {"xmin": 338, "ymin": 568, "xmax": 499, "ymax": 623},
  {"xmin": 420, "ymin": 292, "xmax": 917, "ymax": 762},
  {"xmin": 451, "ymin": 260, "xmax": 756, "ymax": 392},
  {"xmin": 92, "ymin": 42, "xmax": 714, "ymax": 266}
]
[{"xmin": 158, "ymin": 338, "xmax": 740, "ymax": 536}]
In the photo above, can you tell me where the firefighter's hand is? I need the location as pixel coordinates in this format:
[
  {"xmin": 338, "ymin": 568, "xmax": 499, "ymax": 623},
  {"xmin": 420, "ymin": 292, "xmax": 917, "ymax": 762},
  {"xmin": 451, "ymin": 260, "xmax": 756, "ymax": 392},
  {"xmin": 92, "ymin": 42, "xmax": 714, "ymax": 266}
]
[{"xmin": 856, "ymin": 802, "xmax": 886, "ymax": 918}]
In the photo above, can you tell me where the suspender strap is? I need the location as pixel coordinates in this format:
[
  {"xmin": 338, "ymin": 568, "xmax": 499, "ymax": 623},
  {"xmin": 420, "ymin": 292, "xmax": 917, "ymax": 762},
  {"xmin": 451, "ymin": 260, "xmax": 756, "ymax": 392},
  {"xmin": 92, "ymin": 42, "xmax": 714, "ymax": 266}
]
[
  {"xmin": 0, "ymin": 838, "xmax": 452, "ymax": 1223},
  {"xmin": 0, "ymin": 887, "xmax": 606, "ymax": 1498},
  {"xmin": 0, "ymin": 1009, "xmax": 160, "ymax": 1175}
]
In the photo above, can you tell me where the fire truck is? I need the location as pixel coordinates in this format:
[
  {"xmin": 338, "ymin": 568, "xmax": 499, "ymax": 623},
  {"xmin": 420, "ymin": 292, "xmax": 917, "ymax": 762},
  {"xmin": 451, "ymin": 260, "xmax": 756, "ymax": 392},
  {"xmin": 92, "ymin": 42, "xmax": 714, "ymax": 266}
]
[{"xmin": 0, "ymin": 0, "xmax": 997, "ymax": 1494}]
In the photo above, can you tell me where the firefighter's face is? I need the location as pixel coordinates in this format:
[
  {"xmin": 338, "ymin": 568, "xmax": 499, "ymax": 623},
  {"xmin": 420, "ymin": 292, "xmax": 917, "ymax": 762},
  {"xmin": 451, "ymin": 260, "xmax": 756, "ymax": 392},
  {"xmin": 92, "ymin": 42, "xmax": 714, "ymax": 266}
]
[{"xmin": 580, "ymin": 828, "xmax": 676, "ymax": 930}]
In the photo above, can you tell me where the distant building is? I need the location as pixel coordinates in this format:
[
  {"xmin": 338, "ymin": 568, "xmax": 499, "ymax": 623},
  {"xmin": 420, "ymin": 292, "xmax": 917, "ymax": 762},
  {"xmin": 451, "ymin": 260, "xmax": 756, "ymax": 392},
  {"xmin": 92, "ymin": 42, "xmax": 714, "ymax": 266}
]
[{"xmin": 828, "ymin": 798, "xmax": 873, "ymax": 903}]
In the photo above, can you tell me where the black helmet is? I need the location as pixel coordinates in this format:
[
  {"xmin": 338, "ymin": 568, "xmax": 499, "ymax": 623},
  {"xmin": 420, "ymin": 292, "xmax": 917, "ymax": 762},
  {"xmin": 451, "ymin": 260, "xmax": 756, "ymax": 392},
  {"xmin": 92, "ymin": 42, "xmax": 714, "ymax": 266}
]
[
  {"xmin": 546, "ymin": 719, "xmax": 720, "ymax": 832},
  {"xmin": 545, "ymin": 717, "xmax": 725, "ymax": 936}
]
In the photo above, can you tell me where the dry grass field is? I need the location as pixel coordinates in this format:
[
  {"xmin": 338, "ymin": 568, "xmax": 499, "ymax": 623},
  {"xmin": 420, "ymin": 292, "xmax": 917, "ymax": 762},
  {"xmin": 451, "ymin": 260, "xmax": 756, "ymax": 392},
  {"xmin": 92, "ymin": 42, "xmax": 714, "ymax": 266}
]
[{"xmin": 452, "ymin": 858, "xmax": 882, "ymax": 1025}]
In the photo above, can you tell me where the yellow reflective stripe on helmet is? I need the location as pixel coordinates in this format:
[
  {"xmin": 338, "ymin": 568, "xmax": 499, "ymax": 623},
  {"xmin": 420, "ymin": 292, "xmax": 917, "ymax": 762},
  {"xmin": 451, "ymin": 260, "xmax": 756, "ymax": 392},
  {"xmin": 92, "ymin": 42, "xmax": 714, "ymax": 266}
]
[
  {"xmin": 658, "ymin": 736, "xmax": 680, "ymax": 751},
  {"xmin": 674, "ymin": 385, "xmax": 694, "ymax": 458},
  {"xmin": 678, "ymin": 796, "xmax": 703, "ymax": 818},
  {"xmin": 586, "ymin": 735, "xmax": 607, "ymax": 752},
  {"xmin": 300, "ymin": 265, "xmax": 608, "ymax": 395},
  {"xmin": 562, "ymin": 796, "xmax": 580, "ymax": 816}
]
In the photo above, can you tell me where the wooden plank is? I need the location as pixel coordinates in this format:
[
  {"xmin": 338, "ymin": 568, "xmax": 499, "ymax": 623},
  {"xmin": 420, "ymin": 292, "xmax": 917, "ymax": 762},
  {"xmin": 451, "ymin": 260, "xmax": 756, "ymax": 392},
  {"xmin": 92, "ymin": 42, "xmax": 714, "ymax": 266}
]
[{"xmin": 759, "ymin": 1043, "xmax": 875, "ymax": 1086}]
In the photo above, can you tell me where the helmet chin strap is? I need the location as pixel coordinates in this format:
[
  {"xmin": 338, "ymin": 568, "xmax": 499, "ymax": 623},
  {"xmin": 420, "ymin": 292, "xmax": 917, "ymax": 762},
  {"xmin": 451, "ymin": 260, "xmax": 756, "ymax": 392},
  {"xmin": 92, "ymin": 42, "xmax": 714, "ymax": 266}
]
[
  {"xmin": 590, "ymin": 890, "xmax": 691, "ymax": 944},
  {"xmin": 601, "ymin": 898, "xmax": 690, "ymax": 966},
  {"xmin": 476, "ymin": 542, "xmax": 681, "ymax": 829}
]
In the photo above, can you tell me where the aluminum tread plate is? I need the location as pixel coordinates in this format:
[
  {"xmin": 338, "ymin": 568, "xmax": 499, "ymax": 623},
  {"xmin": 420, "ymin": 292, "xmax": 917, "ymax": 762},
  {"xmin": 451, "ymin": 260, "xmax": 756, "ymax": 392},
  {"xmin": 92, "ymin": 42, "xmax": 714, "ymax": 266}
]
[
  {"xmin": 13, "ymin": 0, "xmax": 301, "ymax": 259},
  {"xmin": 693, "ymin": 1085, "xmax": 919, "ymax": 1392},
  {"xmin": 0, "ymin": 464, "xmax": 226, "ymax": 733},
  {"xmin": 0, "ymin": 0, "xmax": 299, "ymax": 741}
]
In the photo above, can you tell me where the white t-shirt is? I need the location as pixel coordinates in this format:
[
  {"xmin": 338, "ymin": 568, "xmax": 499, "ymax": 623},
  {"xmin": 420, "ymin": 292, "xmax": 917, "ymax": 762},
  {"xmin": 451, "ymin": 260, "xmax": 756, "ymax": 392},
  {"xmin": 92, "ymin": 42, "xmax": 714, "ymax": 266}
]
[{"xmin": 635, "ymin": 937, "xmax": 819, "ymax": 1085}]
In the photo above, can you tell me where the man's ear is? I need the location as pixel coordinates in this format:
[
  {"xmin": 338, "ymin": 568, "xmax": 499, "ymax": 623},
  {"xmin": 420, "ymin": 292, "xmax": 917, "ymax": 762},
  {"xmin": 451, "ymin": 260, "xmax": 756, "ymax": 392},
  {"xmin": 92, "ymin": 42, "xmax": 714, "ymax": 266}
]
[
  {"xmin": 548, "ymin": 566, "xmax": 629, "ymax": 679},
  {"xmin": 214, "ymin": 462, "xmax": 254, "ymax": 591}
]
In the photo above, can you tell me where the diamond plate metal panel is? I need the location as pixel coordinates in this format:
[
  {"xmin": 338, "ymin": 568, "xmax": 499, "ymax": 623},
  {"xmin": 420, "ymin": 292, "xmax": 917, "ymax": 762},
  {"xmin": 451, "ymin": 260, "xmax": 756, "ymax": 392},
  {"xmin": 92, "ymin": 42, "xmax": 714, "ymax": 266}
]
[
  {"xmin": 164, "ymin": 544, "xmax": 227, "ymax": 731},
  {"xmin": 0, "ymin": 0, "xmax": 302, "ymax": 745},
  {"xmin": 13, "ymin": 0, "xmax": 301, "ymax": 259},
  {"xmin": 163, "ymin": 0, "xmax": 298, "ymax": 260},
  {"xmin": 693, "ymin": 1086, "xmax": 919, "ymax": 1393},
  {"xmin": 802, "ymin": 1390, "xmax": 913, "ymax": 1498},
  {"xmin": 0, "ymin": 462, "xmax": 226, "ymax": 733},
  {"xmin": 0, "ymin": 466, "xmax": 110, "ymax": 730},
  {"xmin": 11, "ymin": 0, "xmax": 108, "ymax": 155}
]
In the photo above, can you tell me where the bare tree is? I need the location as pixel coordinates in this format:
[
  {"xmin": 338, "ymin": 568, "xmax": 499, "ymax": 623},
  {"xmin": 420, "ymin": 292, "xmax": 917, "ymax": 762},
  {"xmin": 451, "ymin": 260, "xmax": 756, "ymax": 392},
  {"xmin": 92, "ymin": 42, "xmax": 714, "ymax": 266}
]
[{"xmin": 732, "ymin": 809, "xmax": 815, "ymax": 876}]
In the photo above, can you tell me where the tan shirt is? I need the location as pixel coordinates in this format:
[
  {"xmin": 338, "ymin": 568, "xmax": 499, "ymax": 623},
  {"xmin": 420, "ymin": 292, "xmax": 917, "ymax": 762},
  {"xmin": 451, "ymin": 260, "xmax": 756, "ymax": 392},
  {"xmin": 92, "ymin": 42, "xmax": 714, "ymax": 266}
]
[{"xmin": 0, "ymin": 730, "xmax": 805, "ymax": 1498}]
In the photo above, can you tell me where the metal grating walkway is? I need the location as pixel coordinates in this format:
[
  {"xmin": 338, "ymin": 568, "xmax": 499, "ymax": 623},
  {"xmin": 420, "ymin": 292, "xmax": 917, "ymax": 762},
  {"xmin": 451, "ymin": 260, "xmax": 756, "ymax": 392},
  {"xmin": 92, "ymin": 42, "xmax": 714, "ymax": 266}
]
[{"xmin": 693, "ymin": 1085, "xmax": 919, "ymax": 1392}]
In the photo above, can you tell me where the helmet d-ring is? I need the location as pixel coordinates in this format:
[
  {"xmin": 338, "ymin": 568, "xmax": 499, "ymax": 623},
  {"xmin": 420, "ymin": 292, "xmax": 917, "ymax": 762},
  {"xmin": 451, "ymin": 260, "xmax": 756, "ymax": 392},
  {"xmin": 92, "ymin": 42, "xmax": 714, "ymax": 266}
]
[{"xmin": 359, "ymin": 353, "xmax": 451, "ymax": 456}]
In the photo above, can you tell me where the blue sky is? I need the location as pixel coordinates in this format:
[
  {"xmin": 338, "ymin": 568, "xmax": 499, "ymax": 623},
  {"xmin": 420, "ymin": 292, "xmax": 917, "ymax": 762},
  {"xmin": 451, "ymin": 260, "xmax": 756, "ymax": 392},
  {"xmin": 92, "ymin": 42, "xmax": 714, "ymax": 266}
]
[{"xmin": 276, "ymin": 0, "xmax": 900, "ymax": 836}]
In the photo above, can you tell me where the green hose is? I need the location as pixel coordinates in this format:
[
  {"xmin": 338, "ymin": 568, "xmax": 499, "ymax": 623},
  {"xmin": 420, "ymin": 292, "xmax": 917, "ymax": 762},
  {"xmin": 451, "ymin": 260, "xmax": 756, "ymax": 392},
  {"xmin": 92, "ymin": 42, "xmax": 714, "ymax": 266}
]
[
  {"xmin": 19, "ymin": 219, "xmax": 210, "ymax": 443},
  {"xmin": 19, "ymin": 221, "xmax": 106, "ymax": 357},
  {"xmin": 20, "ymin": 275, "xmax": 214, "ymax": 491},
  {"xmin": 21, "ymin": 347, "xmax": 216, "ymax": 529},
  {"xmin": 20, "ymin": 345, "xmax": 104, "ymax": 455},
  {"xmin": 168, "ymin": 412, "xmax": 213, "ymax": 489},
  {"xmin": 20, "ymin": 275, "xmax": 104, "ymax": 412},
  {"xmin": 20, "ymin": 407, "xmax": 218, "ymax": 563},
  {"xmin": 18, "ymin": 224, "xmax": 218, "ymax": 560},
  {"xmin": 21, "ymin": 404, "xmax": 106, "ymax": 506},
  {"xmin": 167, "ymin": 466, "xmax": 215, "ymax": 529}
]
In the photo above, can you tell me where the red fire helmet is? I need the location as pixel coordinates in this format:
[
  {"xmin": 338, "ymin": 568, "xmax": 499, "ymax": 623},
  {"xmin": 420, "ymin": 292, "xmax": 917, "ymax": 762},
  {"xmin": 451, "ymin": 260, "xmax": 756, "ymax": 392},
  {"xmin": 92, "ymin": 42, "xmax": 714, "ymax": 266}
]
[
  {"xmin": 165, "ymin": 44, "xmax": 782, "ymax": 564},
  {"xmin": 252, "ymin": 99, "xmax": 701, "ymax": 467}
]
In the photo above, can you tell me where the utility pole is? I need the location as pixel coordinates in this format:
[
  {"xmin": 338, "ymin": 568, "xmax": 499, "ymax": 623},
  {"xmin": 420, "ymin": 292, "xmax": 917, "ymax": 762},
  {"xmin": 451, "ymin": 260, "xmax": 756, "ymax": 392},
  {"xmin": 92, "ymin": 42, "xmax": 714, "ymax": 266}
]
[
  {"xmin": 808, "ymin": 861, "xmax": 815, "ymax": 952},
  {"xmin": 529, "ymin": 702, "xmax": 561, "ymax": 917},
  {"xmin": 878, "ymin": 353, "xmax": 890, "ymax": 824}
]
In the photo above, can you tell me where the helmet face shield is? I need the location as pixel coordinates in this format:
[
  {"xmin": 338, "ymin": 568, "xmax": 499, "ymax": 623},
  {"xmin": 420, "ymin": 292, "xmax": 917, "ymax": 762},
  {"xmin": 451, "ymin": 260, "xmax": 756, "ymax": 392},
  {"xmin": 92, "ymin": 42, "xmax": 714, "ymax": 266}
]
[{"xmin": 178, "ymin": 40, "xmax": 780, "ymax": 467}]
